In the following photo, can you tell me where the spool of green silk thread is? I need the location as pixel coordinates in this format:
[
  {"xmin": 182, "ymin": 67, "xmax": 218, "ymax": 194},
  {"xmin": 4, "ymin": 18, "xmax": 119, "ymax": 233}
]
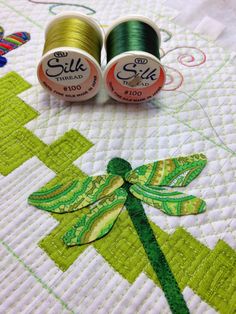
[{"xmin": 104, "ymin": 16, "xmax": 166, "ymax": 103}]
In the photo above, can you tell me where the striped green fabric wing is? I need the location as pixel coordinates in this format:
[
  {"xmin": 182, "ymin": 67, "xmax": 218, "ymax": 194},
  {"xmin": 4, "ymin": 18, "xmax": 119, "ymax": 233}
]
[
  {"xmin": 130, "ymin": 184, "xmax": 206, "ymax": 216},
  {"xmin": 63, "ymin": 188, "xmax": 127, "ymax": 246},
  {"xmin": 28, "ymin": 174, "xmax": 124, "ymax": 213},
  {"xmin": 125, "ymin": 153, "xmax": 207, "ymax": 187}
]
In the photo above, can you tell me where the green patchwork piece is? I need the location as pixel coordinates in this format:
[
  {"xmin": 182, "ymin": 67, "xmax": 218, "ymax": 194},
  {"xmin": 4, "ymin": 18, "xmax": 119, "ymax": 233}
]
[
  {"xmin": 0, "ymin": 71, "xmax": 31, "ymax": 101},
  {"xmin": 40, "ymin": 210, "xmax": 89, "ymax": 271},
  {"xmin": 96, "ymin": 212, "xmax": 236, "ymax": 314},
  {"xmin": 95, "ymin": 211, "xmax": 156, "ymax": 281},
  {"xmin": 166, "ymin": 228, "xmax": 209, "ymax": 290},
  {"xmin": 44, "ymin": 210, "xmax": 236, "ymax": 313},
  {"xmin": 46, "ymin": 165, "xmax": 86, "ymax": 186},
  {"xmin": 37, "ymin": 129, "xmax": 92, "ymax": 174},
  {"xmin": 189, "ymin": 240, "xmax": 236, "ymax": 314},
  {"xmin": 0, "ymin": 97, "xmax": 38, "ymax": 137},
  {"xmin": 0, "ymin": 70, "xmax": 93, "ymax": 268},
  {"xmin": 0, "ymin": 73, "xmax": 35, "ymax": 175},
  {"xmin": 0, "ymin": 72, "xmax": 93, "ymax": 177},
  {"xmin": 0, "ymin": 129, "xmax": 36, "ymax": 175}
]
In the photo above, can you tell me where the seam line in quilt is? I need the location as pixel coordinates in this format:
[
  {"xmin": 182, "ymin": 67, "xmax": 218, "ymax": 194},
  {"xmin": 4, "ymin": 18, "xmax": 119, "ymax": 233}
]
[
  {"xmin": 156, "ymin": 54, "xmax": 231, "ymax": 114},
  {"xmin": 174, "ymin": 56, "xmax": 231, "ymax": 113},
  {"xmin": 158, "ymin": 56, "xmax": 235, "ymax": 156},
  {"xmin": 0, "ymin": 238, "xmax": 75, "ymax": 314},
  {"xmin": 167, "ymin": 113, "xmax": 236, "ymax": 156}
]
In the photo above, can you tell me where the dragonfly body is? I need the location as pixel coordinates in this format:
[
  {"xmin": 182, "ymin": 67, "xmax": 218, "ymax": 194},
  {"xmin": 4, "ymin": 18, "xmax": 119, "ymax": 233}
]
[
  {"xmin": 108, "ymin": 157, "xmax": 190, "ymax": 314},
  {"xmin": 107, "ymin": 156, "xmax": 133, "ymax": 199}
]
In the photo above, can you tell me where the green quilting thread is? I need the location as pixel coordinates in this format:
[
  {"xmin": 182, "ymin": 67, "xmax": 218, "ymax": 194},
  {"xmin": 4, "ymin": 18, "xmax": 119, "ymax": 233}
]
[
  {"xmin": 104, "ymin": 16, "xmax": 166, "ymax": 103},
  {"xmin": 37, "ymin": 12, "xmax": 103, "ymax": 102}
]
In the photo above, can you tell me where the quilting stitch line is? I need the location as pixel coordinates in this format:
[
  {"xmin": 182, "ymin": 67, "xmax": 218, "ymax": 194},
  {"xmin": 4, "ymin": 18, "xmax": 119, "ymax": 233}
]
[
  {"xmin": 0, "ymin": 0, "xmax": 43, "ymax": 28},
  {"xmin": 0, "ymin": 238, "xmax": 75, "ymax": 314}
]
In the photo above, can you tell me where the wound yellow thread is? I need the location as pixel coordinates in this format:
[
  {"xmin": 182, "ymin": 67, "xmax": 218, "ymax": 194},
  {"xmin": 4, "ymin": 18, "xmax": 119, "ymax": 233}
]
[{"xmin": 44, "ymin": 17, "xmax": 101, "ymax": 64}]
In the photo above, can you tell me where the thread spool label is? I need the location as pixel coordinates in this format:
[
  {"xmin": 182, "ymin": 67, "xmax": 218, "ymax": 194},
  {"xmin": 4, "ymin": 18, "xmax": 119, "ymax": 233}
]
[
  {"xmin": 38, "ymin": 49, "xmax": 100, "ymax": 101},
  {"xmin": 105, "ymin": 54, "xmax": 165, "ymax": 102}
]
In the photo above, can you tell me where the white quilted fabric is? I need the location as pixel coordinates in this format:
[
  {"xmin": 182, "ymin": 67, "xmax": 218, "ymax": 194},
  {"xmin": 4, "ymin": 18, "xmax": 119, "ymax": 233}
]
[{"xmin": 0, "ymin": 0, "xmax": 235, "ymax": 313}]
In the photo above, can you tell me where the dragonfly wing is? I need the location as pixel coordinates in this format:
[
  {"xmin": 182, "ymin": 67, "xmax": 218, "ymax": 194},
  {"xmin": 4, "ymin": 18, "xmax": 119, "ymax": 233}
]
[
  {"xmin": 28, "ymin": 174, "xmax": 124, "ymax": 213},
  {"xmin": 125, "ymin": 153, "xmax": 207, "ymax": 187},
  {"xmin": 63, "ymin": 188, "xmax": 127, "ymax": 246},
  {"xmin": 130, "ymin": 184, "xmax": 206, "ymax": 216},
  {"xmin": 0, "ymin": 32, "xmax": 30, "ymax": 55}
]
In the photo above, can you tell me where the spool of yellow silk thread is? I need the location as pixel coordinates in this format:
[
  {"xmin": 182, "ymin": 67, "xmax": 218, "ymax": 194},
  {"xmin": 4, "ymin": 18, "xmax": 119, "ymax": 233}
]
[{"xmin": 37, "ymin": 12, "xmax": 103, "ymax": 102}]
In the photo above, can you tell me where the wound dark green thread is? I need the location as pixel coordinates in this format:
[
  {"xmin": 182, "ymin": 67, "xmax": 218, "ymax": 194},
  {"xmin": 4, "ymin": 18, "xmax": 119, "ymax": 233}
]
[{"xmin": 106, "ymin": 20, "xmax": 160, "ymax": 62}]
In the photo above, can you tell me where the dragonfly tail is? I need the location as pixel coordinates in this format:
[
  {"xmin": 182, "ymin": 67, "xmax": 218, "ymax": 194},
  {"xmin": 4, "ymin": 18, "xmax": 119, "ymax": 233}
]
[{"xmin": 125, "ymin": 190, "xmax": 189, "ymax": 314}]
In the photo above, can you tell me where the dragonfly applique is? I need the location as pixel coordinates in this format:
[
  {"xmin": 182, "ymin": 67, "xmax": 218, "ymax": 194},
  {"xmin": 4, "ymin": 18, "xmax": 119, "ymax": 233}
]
[
  {"xmin": 0, "ymin": 26, "xmax": 30, "ymax": 67},
  {"xmin": 28, "ymin": 153, "xmax": 207, "ymax": 314}
]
